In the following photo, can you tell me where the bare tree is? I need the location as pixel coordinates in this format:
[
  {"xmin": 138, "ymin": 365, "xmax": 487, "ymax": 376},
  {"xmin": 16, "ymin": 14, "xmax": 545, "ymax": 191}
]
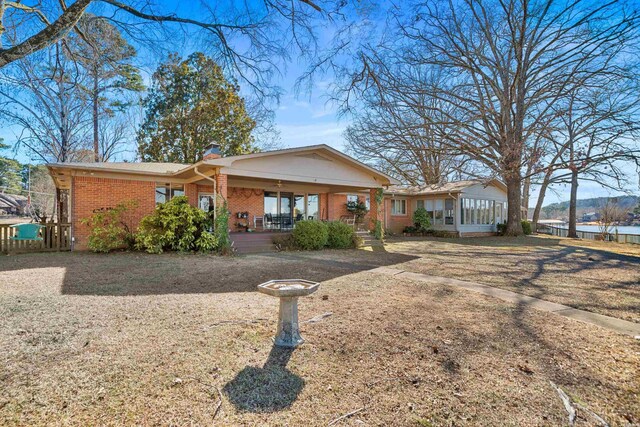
[
  {"xmin": 342, "ymin": 64, "xmax": 481, "ymax": 186},
  {"xmin": 0, "ymin": 43, "xmax": 92, "ymax": 163},
  {"xmin": 335, "ymin": 0, "xmax": 640, "ymax": 235},
  {"xmin": 597, "ymin": 198, "xmax": 626, "ymax": 240},
  {"xmin": 532, "ymin": 68, "xmax": 640, "ymax": 236},
  {"xmin": 68, "ymin": 15, "xmax": 143, "ymax": 162},
  {"xmin": 0, "ymin": 0, "xmax": 337, "ymax": 105}
]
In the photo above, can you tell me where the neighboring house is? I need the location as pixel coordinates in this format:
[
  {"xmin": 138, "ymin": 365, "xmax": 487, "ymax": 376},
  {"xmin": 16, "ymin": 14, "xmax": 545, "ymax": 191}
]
[
  {"xmin": 582, "ymin": 212, "xmax": 601, "ymax": 222},
  {"xmin": 46, "ymin": 144, "xmax": 398, "ymax": 250},
  {"xmin": 382, "ymin": 180, "xmax": 508, "ymax": 236},
  {"xmin": 0, "ymin": 193, "xmax": 27, "ymax": 216},
  {"xmin": 46, "ymin": 144, "xmax": 509, "ymax": 250}
]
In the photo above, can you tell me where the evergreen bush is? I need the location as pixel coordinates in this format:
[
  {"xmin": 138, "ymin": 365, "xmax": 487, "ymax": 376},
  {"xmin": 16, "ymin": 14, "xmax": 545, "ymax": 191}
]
[{"xmin": 292, "ymin": 220, "xmax": 328, "ymax": 250}]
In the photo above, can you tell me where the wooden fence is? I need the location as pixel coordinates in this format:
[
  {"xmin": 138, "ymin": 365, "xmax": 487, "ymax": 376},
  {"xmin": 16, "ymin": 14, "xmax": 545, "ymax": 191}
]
[
  {"xmin": 0, "ymin": 223, "xmax": 72, "ymax": 254},
  {"xmin": 536, "ymin": 224, "xmax": 640, "ymax": 245}
]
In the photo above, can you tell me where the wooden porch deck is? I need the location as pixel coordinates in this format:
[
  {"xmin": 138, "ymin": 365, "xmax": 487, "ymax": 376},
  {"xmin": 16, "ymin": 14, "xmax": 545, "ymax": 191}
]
[{"xmin": 231, "ymin": 231, "xmax": 289, "ymax": 254}]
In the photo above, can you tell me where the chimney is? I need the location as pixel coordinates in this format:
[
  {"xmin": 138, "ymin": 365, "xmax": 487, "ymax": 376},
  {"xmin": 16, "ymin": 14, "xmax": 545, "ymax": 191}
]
[{"xmin": 203, "ymin": 143, "xmax": 222, "ymax": 160}]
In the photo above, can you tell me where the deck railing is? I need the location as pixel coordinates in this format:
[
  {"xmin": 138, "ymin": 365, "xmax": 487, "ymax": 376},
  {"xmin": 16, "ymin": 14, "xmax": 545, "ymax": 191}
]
[
  {"xmin": 0, "ymin": 222, "xmax": 72, "ymax": 254},
  {"xmin": 536, "ymin": 223, "xmax": 640, "ymax": 245}
]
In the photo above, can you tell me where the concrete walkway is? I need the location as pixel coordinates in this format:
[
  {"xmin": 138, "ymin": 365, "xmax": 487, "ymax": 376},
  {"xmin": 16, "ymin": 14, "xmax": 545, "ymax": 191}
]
[{"xmin": 370, "ymin": 266, "xmax": 640, "ymax": 338}]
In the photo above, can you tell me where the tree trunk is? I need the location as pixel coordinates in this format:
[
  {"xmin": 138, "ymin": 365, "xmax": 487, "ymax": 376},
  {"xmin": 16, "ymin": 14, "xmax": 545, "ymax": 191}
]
[
  {"xmin": 532, "ymin": 177, "xmax": 550, "ymax": 230},
  {"xmin": 568, "ymin": 169, "xmax": 578, "ymax": 238},
  {"xmin": 521, "ymin": 175, "xmax": 531, "ymax": 220},
  {"xmin": 93, "ymin": 75, "xmax": 99, "ymax": 162},
  {"xmin": 505, "ymin": 176, "xmax": 523, "ymax": 236}
]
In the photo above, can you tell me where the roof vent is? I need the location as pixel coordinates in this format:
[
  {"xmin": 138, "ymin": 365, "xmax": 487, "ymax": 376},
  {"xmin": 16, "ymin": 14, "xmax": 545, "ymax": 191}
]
[{"xmin": 203, "ymin": 144, "xmax": 222, "ymax": 160}]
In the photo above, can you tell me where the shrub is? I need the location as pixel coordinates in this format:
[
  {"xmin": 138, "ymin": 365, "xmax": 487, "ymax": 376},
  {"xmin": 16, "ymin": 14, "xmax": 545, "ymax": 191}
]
[
  {"xmin": 292, "ymin": 220, "xmax": 328, "ymax": 250},
  {"xmin": 214, "ymin": 200, "xmax": 232, "ymax": 255},
  {"xmin": 496, "ymin": 222, "xmax": 507, "ymax": 235},
  {"xmin": 135, "ymin": 196, "xmax": 216, "ymax": 254},
  {"xmin": 326, "ymin": 221, "xmax": 356, "ymax": 249},
  {"xmin": 273, "ymin": 233, "xmax": 297, "ymax": 251},
  {"xmin": 403, "ymin": 225, "xmax": 419, "ymax": 234},
  {"xmin": 413, "ymin": 207, "xmax": 431, "ymax": 232},
  {"xmin": 521, "ymin": 220, "xmax": 532, "ymax": 235},
  {"xmin": 81, "ymin": 201, "xmax": 137, "ymax": 253},
  {"xmin": 346, "ymin": 199, "xmax": 369, "ymax": 222}
]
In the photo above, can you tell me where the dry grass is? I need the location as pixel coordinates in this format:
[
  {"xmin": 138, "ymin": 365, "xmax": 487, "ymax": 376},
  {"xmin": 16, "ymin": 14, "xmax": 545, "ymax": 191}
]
[
  {"xmin": 386, "ymin": 235, "xmax": 640, "ymax": 323},
  {"xmin": 1, "ymin": 241, "xmax": 639, "ymax": 426}
]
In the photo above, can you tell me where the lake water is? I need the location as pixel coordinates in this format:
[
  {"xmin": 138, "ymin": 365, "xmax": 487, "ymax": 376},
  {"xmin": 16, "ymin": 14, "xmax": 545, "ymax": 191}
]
[{"xmin": 558, "ymin": 225, "xmax": 640, "ymax": 235}]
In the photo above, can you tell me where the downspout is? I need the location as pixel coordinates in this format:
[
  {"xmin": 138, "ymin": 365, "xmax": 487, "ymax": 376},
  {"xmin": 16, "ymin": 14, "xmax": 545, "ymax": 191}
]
[{"xmin": 194, "ymin": 166, "xmax": 218, "ymax": 219}]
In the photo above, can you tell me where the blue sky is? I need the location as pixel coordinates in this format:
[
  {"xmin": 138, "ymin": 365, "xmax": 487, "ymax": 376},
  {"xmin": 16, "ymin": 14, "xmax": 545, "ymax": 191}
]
[{"xmin": 1, "ymin": 0, "xmax": 638, "ymax": 207}]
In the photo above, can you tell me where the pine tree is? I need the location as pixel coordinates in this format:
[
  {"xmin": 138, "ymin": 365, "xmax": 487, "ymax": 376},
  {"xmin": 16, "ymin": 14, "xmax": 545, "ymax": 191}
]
[{"xmin": 137, "ymin": 53, "xmax": 257, "ymax": 163}]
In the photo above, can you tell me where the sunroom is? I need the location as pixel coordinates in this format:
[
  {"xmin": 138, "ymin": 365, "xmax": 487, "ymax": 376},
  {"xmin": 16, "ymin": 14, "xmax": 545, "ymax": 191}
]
[{"xmin": 384, "ymin": 180, "xmax": 508, "ymax": 236}]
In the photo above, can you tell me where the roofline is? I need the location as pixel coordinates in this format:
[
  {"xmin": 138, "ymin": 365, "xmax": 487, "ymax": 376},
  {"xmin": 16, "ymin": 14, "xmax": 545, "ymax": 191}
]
[
  {"xmin": 384, "ymin": 179, "xmax": 507, "ymax": 196},
  {"xmin": 203, "ymin": 144, "xmax": 400, "ymax": 186},
  {"xmin": 45, "ymin": 163, "xmax": 190, "ymax": 177},
  {"xmin": 45, "ymin": 145, "xmax": 400, "ymax": 186}
]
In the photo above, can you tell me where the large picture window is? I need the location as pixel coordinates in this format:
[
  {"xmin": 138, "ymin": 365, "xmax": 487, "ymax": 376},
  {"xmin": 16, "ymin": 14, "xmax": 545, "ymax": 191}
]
[
  {"xmin": 460, "ymin": 198, "xmax": 498, "ymax": 225},
  {"xmin": 156, "ymin": 183, "xmax": 185, "ymax": 205},
  {"xmin": 391, "ymin": 199, "xmax": 406, "ymax": 215}
]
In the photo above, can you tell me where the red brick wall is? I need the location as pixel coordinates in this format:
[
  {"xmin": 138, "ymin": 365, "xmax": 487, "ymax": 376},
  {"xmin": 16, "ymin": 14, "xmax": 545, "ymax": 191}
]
[
  {"xmin": 227, "ymin": 187, "xmax": 264, "ymax": 230},
  {"xmin": 327, "ymin": 194, "xmax": 349, "ymax": 220},
  {"xmin": 218, "ymin": 174, "xmax": 228, "ymax": 199},
  {"xmin": 385, "ymin": 197, "xmax": 414, "ymax": 233},
  {"xmin": 71, "ymin": 176, "xmax": 157, "ymax": 250}
]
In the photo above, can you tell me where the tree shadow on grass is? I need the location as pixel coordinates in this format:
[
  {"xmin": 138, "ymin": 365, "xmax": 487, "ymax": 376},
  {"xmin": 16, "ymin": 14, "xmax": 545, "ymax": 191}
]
[
  {"xmin": 223, "ymin": 345, "xmax": 304, "ymax": 413},
  {"xmin": 0, "ymin": 249, "xmax": 418, "ymax": 296}
]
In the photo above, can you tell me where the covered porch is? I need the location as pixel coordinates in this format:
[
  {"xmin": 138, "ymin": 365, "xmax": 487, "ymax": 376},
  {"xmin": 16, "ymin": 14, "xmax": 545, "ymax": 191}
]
[{"xmin": 226, "ymin": 176, "xmax": 373, "ymax": 233}]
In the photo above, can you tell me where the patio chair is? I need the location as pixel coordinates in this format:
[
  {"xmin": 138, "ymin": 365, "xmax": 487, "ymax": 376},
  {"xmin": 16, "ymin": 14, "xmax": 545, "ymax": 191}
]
[
  {"xmin": 264, "ymin": 213, "xmax": 273, "ymax": 229},
  {"xmin": 10, "ymin": 223, "xmax": 44, "ymax": 241},
  {"xmin": 339, "ymin": 215, "xmax": 356, "ymax": 228}
]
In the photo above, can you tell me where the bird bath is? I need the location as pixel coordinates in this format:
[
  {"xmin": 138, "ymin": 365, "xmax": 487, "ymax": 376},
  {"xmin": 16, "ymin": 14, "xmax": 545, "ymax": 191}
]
[{"xmin": 258, "ymin": 279, "xmax": 319, "ymax": 348}]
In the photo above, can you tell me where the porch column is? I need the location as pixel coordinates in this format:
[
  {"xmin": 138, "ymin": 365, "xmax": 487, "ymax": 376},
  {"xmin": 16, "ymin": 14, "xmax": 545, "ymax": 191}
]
[
  {"xmin": 369, "ymin": 188, "xmax": 384, "ymax": 233},
  {"xmin": 217, "ymin": 174, "xmax": 228, "ymax": 200}
]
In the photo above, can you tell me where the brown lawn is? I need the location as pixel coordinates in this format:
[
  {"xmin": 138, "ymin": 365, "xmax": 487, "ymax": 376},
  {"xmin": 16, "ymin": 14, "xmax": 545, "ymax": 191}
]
[
  {"xmin": 0, "ymin": 238, "xmax": 639, "ymax": 426},
  {"xmin": 385, "ymin": 235, "xmax": 640, "ymax": 324}
]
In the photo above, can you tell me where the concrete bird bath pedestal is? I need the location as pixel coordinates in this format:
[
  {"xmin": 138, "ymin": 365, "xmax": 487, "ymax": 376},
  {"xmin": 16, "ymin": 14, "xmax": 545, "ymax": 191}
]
[{"xmin": 258, "ymin": 279, "xmax": 319, "ymax": 348}]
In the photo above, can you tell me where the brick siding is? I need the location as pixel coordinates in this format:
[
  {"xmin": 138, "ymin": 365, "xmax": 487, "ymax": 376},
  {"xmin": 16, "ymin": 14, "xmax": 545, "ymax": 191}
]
[
  {"xmin": 71, "ymin": 176, "xmax": 156, "ymax": 250},
  {"xmin": 227, "ymin": 187, "xmax": 264, "ymax": 231}
]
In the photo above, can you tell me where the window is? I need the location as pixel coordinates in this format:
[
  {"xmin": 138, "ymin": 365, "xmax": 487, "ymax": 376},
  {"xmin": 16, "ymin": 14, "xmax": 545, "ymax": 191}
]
[
  {"xmin": 459, "ymin": 197, "xmax": 499, "ymax": 225},
  {"xmin": 171, "ymin": 185, "xmax": 184, "ymax": 198},
  {"xmin": 416, "ymin": 200, "xmax": 425, "ymax": 210},
  {"xmin": 391, "ymin": 199, "xmax": 406, "ymax": 215},
  {"xmin": 445, "ymin": 199, "xmax": 454, "ymax": 225},
  {"xmin": 495, "ymin": 202, "xmax": 503, "ymax": 224},
  {"xmin": 156, "ymin": 183, "xmax": 184, "ymax": 205},
  {"xmin": 434, "ymin": 199, "xmax": 444, "ymax": 225},
  {"xmin": 307, "ymin": 194, "xmax": 319, "ymax": 220},
  {"xmin": 425, "ymin": 200, "xmax": 434, "ymax": 221},
  {"xmin": 365, "ymin": 197, "xmax": 370, "ymax": 210},
  {"xmin": 347, "ymin": 194, "xmax": 359, "ymax": 203}
]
